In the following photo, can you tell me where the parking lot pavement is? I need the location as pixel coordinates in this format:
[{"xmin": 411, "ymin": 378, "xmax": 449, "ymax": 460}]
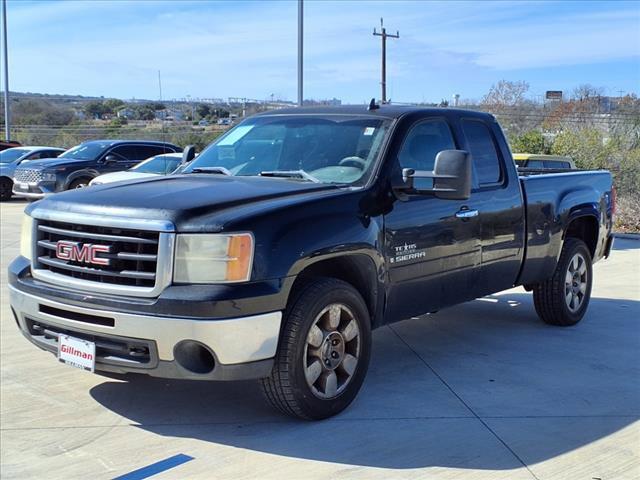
[{"xmin": 1, "ymin": 199, "xmax": 639, "ymax": 480}]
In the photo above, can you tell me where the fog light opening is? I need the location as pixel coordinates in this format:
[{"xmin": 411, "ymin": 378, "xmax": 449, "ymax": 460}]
[{"xmin": 174, "ymin": 340, "xmax": 216, "ymax": 374}]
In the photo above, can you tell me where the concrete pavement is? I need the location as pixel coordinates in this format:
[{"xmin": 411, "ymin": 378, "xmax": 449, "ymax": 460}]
[{"xmin": 1, "ymin": 199, "xmax": 639, "ymax": 479}]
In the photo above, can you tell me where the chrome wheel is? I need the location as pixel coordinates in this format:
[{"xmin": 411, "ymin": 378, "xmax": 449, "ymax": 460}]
[
  {"xmin": 565, "ymin": 253, "xmax": 588, "ymax": 312},
  {"xmin": 304, "ymin": 303, "xmax": 361, "ymax": 399}
]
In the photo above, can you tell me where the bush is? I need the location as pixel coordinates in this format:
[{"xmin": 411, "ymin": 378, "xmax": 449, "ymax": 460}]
[
  {"xmin": 615, "ymin": 195, "xmax": 640, "ymax": 233},
  {"xmin": 511, "ymin": 130, "xmax": 548, "ymax": 154},
  {"xmin": 551, "ymin": 128, "xmax": 611, "ymax": 169}
]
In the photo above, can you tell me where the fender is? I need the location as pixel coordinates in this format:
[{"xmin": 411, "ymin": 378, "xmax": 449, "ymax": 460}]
[{"xmin": 558, "ymin": 189, "xmax": 601, "ymax": 256}]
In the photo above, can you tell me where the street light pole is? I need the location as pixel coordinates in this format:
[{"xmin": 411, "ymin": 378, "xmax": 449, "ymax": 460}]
[
  {"xmin": 297, "ymin": 0, "xmax": 303, "ymax": 107},
  {"xmin": 1, "ymin": 0, "xmax": 10, "ymax": 141}
]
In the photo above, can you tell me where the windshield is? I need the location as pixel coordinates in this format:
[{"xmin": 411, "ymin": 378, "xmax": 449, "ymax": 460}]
[
  {"xmin": 183, "ymin": 115, "xmax": 391, "ymax": 185},
  {"xmin": 131, "ymin": 155, "xmax": 182, "ymax": 174},
  {"xmin": 59, "ymin": 142, "xmax": 112, "ymax": 160},
  {"xmin": 0, "ymin": 148, "xmax": 30, "ymax": 164}
]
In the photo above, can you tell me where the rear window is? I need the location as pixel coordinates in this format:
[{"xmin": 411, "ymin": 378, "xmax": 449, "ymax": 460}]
[{"xmin": 462, "ymin": 120, "xmax": 501, "ymax": 184}]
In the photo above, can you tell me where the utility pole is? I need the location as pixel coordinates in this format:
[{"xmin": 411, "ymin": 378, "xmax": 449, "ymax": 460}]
[
  {"xmin": 297, "ymin": 0, "xmax": 303, "ymax": 107},
  {"xmin": 373, "ymin": 18, "xmax": 399, "ymax": 104},
  {"xmin": 2, "ymin": 0, "xmax": 10, "ymax": 141}
]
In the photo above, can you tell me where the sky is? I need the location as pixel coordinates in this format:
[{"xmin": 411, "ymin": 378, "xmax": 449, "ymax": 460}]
[{"xmin": 3, "ymin": 0, "xmax": 640, "ymax": 104}]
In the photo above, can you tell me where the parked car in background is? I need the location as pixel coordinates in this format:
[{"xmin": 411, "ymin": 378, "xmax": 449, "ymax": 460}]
[
  {"xmin": 0, "ymin": 140, "xmax": 22, "ymax": 152},
  {"xmin": 12, "ymin": 140, "xmax": 181, "ymax": 200},
  {"xmin": 1, "ymin": 146, "xmax": 65, "ymax": 201},
  {"xmin": 513, "ymin": 154, "xmax": 576, "ymax": 169},
  {"xmin": 89, "ymin": 153, "xmax": 186, "ymax": 186}
]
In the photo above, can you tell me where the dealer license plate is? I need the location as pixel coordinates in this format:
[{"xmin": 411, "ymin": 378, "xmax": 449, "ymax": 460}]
[
  {"xmin": 58, "ymin": 334, "xmax": 96, "ymax": 372},
  {"xmin": 15, "ymin": 182, "xmax": 29, "ymax": 190}
]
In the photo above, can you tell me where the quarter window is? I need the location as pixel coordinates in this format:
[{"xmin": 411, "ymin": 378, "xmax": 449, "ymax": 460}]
[{"xmin": 461, "ymin": 120, "xmax": 501, "ymax": 184}]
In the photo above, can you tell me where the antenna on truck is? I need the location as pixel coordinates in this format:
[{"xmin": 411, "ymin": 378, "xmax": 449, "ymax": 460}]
[{"xmin": 368, "ymin": 98, "xmax": 380, "ymax": 110}]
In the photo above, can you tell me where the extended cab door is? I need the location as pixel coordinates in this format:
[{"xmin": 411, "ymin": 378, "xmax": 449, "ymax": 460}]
[
  {"xmin": 459, "ymin": 118, "xmax": 525, "ymax": 295},
  {"xmin": 383, "ymin": 117, "xmax": 481, "ymax": 321}
]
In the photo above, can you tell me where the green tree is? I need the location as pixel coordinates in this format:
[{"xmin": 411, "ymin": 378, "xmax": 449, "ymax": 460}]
[
  {"xmin": 84, "ymin": 101, "xmax": 107, "ymax": 118},
  {"xmin": 103, "ymin": 98, "xmax": 125, "ymax": 114},
  {"xmin": 511, "ymin": 130, "xmax": 547, "ymax": 154},
  {"xmin": 551, "ymin": 128, "xmax": 610, "ymax": 169},
  {"xmin": 196, "ymin": 104, "xmax": 211, "ymax": 119}
]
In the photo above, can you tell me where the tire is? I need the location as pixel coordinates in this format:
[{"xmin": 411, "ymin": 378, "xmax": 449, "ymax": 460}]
[
  {"xmin": 261, "ymin": 277, "xmax": 372, "ymax": 420},
  {"xmin": 68, "ymin": 178, "xmax": 90, "ymax": 190},
  {"xmin": 0, "ymin": 177, "xmax": 12, "ymax": 201},
  {"xmin": 533, "ymin": 237, "xmax": 593, "ymax": 326}
]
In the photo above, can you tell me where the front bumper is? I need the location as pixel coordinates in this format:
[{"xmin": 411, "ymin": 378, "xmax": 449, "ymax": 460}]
[
  {"xmin": 12, "ymin": 181, "xmax": 54, "ymax": 199},
  {"xmin": 9, "ymin": 284, "xmax": 282, "ymax": 381}
]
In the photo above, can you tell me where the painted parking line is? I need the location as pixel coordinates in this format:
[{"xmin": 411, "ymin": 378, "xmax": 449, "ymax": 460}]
[{"xmin": 113, "ymin": 454, "xmax": 194, "ymax": 480}]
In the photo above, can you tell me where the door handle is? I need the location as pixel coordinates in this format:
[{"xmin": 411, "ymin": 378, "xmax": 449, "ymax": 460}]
[{"xmin": 455, "ymin": 208, "xmax": 479, "ymax": 219}]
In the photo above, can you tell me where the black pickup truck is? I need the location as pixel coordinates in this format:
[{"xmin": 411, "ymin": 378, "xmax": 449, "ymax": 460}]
[{"xmin": 9, "ymin": 106, "xmax": 614, "ymax": 420}]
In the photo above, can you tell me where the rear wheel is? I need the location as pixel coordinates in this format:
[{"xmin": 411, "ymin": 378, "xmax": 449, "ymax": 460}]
[
  {"xmin": 533, "ymin": 238, "xmax": 593, "ymax": 326},
  {"xmin": 261, "ymin": 277, "xmax": 371, "ymax": 420},
  {"xmin": 0, "ymin": 177, "xmax": 12, "ymax": 201}
]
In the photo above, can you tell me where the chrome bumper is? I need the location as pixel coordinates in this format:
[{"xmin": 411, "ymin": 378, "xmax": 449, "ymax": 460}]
[{"xmin": 9, "ymin": 285, "xmax": 282, "ymax": 380}]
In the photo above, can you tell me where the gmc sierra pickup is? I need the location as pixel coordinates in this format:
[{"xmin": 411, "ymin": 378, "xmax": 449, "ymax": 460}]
[{"xmin": 8, "ymin": 105, "xmax": 614, "ymax": 420}]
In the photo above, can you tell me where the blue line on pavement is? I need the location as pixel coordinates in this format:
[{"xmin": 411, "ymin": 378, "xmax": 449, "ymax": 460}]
[{"xmin": 113, "ymin": 454, "xmax": 194, "ymax": 480}]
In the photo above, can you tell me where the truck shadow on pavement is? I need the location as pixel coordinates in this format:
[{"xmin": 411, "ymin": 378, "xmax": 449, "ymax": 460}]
[{"xmin": 90, "ymin": 290, "xmax": 640, "ymax": 470}]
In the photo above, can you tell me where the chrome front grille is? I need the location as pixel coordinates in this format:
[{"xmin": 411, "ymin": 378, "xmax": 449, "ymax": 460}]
[
  {"xmin": 14, "ymin": 169, "xmax": 43, "ymax": 184},
  {"xmin": 32, "ymin": 217, "xmax": 175, "ymax": 297}
]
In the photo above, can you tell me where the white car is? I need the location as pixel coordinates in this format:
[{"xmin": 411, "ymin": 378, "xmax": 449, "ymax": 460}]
[{"xmin": 89, "ymin": 153, "xmax": 184, "ymax": 186}]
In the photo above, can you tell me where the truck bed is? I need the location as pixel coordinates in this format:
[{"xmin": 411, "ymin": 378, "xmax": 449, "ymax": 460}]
[{"xmin": 517, "ymin": 169, "xmax": 613, "ymax": 286}]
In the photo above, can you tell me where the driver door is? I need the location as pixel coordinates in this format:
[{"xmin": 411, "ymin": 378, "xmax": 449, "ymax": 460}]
[{"xmin": 383, "ymin": 118, "xmax": 481, "ymax": 321}]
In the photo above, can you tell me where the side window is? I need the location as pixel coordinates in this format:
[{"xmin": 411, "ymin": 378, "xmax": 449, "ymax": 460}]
[
  {"xmin": 545, "ymin": 161, "xmax": 569, "ymax": 169},
  {"xmin": 398, "ymin": 119, "xmax": 456, "ymax": 172},
  {"xmin": 26, "ymin": 152, "xmax": 44, "ymax": 160},
  {"xmin": 109, "ymin": 145, "xmax": 140, "ymax": 161},
  {"xmin": 461, "ymin": 120, "xmax": 501, "ymax": 184},
  {"xmin": 140, "ymin": 145, "xmax": 174, "ymax": 158}
]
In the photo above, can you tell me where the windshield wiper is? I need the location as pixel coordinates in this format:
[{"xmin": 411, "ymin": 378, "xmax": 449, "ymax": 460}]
[
  {"xmin": 190, "ymin": 167, "xmax": 232, "ymax": 176},
  {"xmin": 259, "ymin": 170, "xmax": 320, "ymax": 183}
]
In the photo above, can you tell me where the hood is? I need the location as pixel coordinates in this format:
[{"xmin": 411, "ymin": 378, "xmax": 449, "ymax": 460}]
[
  {"xmin": 15, "ymin": 157, "xmax": 86, "ymax": 171},
  {"xmin": 29, "ymin": 174, "xmax": 342, "ymax": 231},
  {"xmin": 91, "ymin": 171, "xmax": 159, "ymax": 185}
]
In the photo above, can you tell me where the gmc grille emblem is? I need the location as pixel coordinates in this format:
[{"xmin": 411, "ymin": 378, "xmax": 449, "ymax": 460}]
[{"xmin": 55, "ymin": 240, "xmax": 111, "ymax": 266}]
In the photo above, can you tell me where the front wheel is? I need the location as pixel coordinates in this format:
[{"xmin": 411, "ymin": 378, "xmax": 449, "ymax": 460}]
[
  {"xmin": 261, "ymin": 278, "xmax": 372, "ymax": 420},
  {"xmin": 68, "ymin": 178, "xmax": 90, "ymax": 190},
  {"xmin": 533, "ymin": 237, "xmax": 593, "ymax": 326}
]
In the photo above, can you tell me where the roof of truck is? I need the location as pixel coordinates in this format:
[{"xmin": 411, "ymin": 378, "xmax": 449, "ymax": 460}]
[{"xmin": 256, "ymin": 104, "xmax": 495, "ymax": 121}]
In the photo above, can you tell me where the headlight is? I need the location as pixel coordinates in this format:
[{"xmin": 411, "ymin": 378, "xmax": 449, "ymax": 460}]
[
  {"xmin": 20, "ymin": 214, "xmax": 34, "ymax": 261},
  {"xmin": 173, "ymin": 233, "xmax": 254, "ymax": 283},
  {"xmin": 41, "ymin": 172, "xmax": 57, "ymax": 182}
]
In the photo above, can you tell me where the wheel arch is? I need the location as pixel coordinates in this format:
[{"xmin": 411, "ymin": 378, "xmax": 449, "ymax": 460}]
[
  {"xmin": 287, "ymin": 253, "xmax": 383, "ymax": 328},
  {"xmin": 563, "ymin": 214, "xmax": 599, "ymax": 258},
  {"xmin": 64, "ymin": 169, "xmax": 98, "ymax": 189}
]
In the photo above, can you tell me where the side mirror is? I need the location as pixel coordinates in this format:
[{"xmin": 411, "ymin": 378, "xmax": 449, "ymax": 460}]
[
  {"xmin": 398, "ymin": 150, "xmax": 472, "ymax": 200},
  {"xmin": 181, "ymin": 145, "xmax": 196, "ymax": 164},
  {"xmin": 103, "ymin": 155, "xmax": 118, "ymax": 164}
]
